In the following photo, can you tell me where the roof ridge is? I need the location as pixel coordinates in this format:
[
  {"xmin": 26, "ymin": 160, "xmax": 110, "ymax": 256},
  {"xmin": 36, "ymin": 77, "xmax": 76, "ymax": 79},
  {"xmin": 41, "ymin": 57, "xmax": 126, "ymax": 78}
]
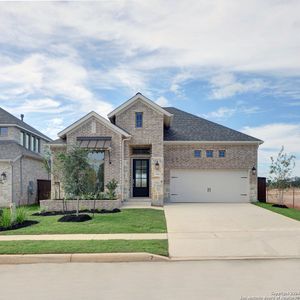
[{"xmin": 0, "ymin": 107, "xmax": 51, "ymax": 141}]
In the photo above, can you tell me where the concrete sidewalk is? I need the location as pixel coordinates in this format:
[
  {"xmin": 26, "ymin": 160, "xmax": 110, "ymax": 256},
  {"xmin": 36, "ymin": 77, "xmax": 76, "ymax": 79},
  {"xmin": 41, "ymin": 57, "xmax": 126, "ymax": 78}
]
[{"xmin": 0, "ymin": 233, "xmax": 167, "ymax": 241}]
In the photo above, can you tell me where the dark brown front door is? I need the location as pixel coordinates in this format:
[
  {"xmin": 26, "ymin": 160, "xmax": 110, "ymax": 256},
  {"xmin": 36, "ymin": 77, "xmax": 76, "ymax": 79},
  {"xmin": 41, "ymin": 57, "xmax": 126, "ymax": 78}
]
[{"xmin": 132, "ymin": 159, "xmax": 149, "ymax": 197}]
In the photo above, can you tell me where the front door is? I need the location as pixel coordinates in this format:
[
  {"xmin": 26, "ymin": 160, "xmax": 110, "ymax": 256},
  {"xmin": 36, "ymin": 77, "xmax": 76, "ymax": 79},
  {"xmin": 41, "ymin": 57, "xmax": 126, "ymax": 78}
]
[{"xmin": 133, "ymin": 159, "xmax": 150, "ymax": 197}]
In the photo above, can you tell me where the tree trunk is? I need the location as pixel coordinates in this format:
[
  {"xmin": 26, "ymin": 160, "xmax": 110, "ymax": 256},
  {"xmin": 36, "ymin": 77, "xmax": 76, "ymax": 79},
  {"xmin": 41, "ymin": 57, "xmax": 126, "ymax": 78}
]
[{"xmin": 76, "ymin": 196, "xmax": 79, "ymax": 216}]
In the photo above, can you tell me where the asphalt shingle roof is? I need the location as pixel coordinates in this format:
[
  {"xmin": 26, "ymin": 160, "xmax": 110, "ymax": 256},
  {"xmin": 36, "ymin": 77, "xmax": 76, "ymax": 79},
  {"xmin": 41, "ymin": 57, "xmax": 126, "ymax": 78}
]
[
  {"xmin": 0, "ymin": 107, "xmax": 51, "ymax": 141},
  {"xmin": 163, "ymin": 107, "xmax": 262, "ymax": 142}
]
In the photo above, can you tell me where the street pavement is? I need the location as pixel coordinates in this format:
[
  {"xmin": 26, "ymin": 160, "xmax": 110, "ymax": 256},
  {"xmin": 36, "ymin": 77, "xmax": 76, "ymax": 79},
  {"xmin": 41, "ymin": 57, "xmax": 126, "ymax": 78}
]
[{"xmin": 0, "ymin": 259, "xmax": 299, "ymax": 300}]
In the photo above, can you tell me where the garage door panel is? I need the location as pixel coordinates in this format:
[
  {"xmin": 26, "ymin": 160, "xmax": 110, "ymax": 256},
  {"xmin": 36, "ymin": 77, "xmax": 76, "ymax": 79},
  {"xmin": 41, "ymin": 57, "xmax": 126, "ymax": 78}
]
[{"xmin": 170, "ymin": 169, "xmax": 249, "ymax": 203}]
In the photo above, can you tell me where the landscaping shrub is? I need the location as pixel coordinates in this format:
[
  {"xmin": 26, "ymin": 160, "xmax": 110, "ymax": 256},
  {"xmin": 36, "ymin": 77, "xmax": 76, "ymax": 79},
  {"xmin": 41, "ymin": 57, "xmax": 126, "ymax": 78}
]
[
  {"xmin": 0, "ymin": 208, "xmax": 13, "ymax": 228},
  {"xmin": 106, "ymin": 179, "xmax": 118, "ymax": 200},
  {"xmin": 15, "ymin": 207, "xmax": 28, "ymax": 224}
]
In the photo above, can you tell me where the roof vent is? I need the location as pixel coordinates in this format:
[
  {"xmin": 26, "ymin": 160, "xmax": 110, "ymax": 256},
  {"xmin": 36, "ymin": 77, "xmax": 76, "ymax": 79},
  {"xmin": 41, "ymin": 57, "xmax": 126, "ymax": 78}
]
[{"xmin": 20, "ymin": 114, "xmax": 24, "ymax": 121}]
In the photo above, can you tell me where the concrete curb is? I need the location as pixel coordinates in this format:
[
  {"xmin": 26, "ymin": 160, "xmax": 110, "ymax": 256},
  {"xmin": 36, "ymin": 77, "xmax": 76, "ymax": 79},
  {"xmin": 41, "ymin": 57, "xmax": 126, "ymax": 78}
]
[{"xmin": 0, "ymin": 252, "xmax": 170, "ymax": 264}]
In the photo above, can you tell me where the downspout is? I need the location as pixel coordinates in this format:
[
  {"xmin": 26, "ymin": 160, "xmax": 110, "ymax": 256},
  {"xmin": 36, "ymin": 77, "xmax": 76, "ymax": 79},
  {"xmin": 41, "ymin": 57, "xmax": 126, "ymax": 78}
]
[{"xmin": 121, "ymin": 136, "xmax": 131, "ymax": 202}]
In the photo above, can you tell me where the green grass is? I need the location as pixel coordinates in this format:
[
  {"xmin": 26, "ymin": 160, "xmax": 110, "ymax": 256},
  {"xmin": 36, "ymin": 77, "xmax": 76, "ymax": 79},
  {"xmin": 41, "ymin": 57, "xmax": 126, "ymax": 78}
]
[
  {"xmin": 0, "ymin": 207, "xmax": 167, "ymax": 235},
  {"xmin": 254, "ymin": 202, "xmax": 300, "ymax": 221},
  {"xmin": 0, "ymin": 239, "xmax": 169, "ymax": 256}
]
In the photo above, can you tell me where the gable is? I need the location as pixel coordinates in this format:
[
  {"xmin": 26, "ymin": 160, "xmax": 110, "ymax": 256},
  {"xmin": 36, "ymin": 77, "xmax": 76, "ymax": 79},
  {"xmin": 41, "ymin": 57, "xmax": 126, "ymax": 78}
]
[
  {"xmin": 108, "ymin": 93, "xmax": 173, "ymax": 127},
  {"xmin": 58, "ymin": 111, "xmax": 130, "ymax": 139}
]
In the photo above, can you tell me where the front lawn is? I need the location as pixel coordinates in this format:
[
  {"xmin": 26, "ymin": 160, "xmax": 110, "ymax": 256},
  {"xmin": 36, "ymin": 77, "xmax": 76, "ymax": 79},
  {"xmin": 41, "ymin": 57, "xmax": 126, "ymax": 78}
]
[
  {"xmin": 254, "ymin": 202, "xmax": 300, "ymax": 221},
  {"xmin": 0, "ymin": 206, "xmax": 167, "ymax": 235},
  {"xmin": 0, "ymin": 239, "xmax": 168, "ymax": 256}
]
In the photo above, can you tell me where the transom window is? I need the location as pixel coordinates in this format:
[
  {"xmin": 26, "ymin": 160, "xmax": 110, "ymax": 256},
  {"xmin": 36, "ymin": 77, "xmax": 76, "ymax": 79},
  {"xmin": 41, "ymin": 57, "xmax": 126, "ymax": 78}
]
[
  {"xmin": 219, "ymin": 150, "xmax": 226, "ymax": 157},
  {"xmin": 194, "ymin": 150, "xmax": 201, "ymax": 158},
  {"xmin": 206, "ymin": 150, "xmax": 213, "ymax": 158},
  {"xmin": 0, "ymin": 127, "xmax": 8, "ymax": 136},
  {"xmin": 135, "ymin": 112, "xmax": 143, "ymax": 128},
  {"xmin": 132, "ymin": 147, "xmax": 151, "ymax": 155}
]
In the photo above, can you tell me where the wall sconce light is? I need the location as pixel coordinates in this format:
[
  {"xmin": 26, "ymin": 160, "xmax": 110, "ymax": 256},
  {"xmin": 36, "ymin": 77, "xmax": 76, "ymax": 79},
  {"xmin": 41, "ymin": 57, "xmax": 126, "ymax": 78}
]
[
  {"xmin": 0, "ymin": 172, "xmax": 7, "ymax": 183},
  {"xmin": 251, "ymin": 166, "xmax": 257, "ymax": 176},
  {"xmin": 155, "ymin": 161, "xmax": 160, "ymax": 170}
]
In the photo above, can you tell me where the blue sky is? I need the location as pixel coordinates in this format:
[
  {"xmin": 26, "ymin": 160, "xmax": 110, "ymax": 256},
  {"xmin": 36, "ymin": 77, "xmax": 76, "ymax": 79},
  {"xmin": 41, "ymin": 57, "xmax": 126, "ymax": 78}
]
[{"xmin": 0, "ymin": 1, "xmax": 299, "ymax": 176}]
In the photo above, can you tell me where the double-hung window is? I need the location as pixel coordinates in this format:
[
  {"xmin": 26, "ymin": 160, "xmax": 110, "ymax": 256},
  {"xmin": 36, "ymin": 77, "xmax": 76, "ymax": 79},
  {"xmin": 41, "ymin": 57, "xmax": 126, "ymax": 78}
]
[{"xmin": 135, "ymin": 112, "xmax": 143, "ymax": 128}]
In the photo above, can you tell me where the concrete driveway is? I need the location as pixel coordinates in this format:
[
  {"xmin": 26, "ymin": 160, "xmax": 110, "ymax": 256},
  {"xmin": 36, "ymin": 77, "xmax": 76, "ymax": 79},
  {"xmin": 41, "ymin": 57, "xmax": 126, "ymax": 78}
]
[{"xmin": 164, "ymin": 203, "xmax": 300, "ymax": 259}]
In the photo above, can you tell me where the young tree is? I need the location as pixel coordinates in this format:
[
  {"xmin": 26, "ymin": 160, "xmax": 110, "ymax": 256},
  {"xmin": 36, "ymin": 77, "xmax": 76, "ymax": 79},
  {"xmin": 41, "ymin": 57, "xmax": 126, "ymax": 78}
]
[
  {"xmin": 269, "ymin": 146, "xmax": 296, "ymax": 205},
  {"xmin": 57, "ymin": 147, "xmax": 90, "ymax": 216},
  {"xmin": 42, "ymin": 146, "xmax": 52, "ymax": 180}
]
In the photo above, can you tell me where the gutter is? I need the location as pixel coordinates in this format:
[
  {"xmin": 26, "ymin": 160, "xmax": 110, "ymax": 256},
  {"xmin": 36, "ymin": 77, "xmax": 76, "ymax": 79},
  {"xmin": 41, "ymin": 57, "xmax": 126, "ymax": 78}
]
[
  {"xmin": 121, "ymin": 136, "xmax": 131, "ymax": 202},
  {"xmin": 163, "ymin": 140, "xmax": 263, "ymax": 145}
]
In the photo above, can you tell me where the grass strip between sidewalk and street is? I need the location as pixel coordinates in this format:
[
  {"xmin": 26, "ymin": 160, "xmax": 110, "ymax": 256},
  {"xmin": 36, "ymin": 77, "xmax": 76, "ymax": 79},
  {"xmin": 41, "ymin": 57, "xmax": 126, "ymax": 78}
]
[
  {"xmin": 254, "ymin": 202, "xmax": 300, "ymax": 221},
  {"xmin": 0, "ymin": 239, "xmax": 169, "ymax": 256}
]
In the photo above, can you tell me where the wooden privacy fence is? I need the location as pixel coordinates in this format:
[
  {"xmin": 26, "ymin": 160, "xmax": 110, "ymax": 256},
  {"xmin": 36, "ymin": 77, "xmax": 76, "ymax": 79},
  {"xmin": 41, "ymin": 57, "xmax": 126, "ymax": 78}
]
[{"xmin": 267, "ymin": 188, "xmax": 300, "ymax": 209}]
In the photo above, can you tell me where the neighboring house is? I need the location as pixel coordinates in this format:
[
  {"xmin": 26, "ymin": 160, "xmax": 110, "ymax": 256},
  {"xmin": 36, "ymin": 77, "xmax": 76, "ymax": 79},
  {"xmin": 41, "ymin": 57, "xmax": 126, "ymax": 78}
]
[
  {"xmin": 0, "ymin": 108, "xmax": 52, "ymax": 207},
  {"xmin": 49, "ymin": 93, "xmax": 263, "ymax": 206}
]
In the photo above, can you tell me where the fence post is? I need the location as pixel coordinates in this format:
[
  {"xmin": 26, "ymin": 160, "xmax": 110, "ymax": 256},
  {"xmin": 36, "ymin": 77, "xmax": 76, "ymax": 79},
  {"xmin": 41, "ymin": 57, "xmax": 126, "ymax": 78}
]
[{"xmin": 293, "ymin": 187, "xmax": 295, "ymax": 208}]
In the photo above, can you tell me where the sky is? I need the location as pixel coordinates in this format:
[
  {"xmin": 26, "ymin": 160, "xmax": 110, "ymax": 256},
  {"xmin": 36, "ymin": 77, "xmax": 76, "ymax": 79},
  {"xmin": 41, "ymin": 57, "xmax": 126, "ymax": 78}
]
[{"xmin": 0, "ymin": 1, "xmax": 299, "ymax": 177}]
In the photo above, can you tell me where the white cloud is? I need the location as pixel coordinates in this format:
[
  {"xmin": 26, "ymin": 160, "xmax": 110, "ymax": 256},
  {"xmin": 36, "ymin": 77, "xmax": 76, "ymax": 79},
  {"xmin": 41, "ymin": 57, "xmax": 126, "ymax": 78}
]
[
  {"xmin": 0, "ymin": 53, "xmax": 114, "ymax": 117},
  {"xmin": 155, "ymin": 96, "xmax": 170, "ymax": 107},
  {"xmin": 204, "ymin": 103, "xmax": 260, "ymax": 120},
  {"xmin": 209, "ymin": 73, "xmax": 266, "ymax": 99},
  {"xmin": 44, "ymin": 117, "xmax": 65, "ymax": 139},
  {"xmin": 0, "ymin": 1, "xmax": 299, "ymax": 75},
  {"xmin": 242, "ymin": 123, "xmax": 300, "ymax": 177}
]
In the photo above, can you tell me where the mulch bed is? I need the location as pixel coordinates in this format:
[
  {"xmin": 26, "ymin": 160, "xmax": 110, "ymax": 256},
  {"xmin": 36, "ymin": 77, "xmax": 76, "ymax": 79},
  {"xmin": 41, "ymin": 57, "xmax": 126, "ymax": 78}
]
[
  {"xmin": 0, "ymin": 220, "xmax": 39, "ymax": 232},
  {"xmin": 32, "ymin": 208, "xmax": 121, "ymax": 216},
  {"xmin": 58, "ymin": 214, "xmax": 92, "ymax": 222},
  {"xmin": 272, "ymin": 204, "xmax": 289, "ymax": 209}
]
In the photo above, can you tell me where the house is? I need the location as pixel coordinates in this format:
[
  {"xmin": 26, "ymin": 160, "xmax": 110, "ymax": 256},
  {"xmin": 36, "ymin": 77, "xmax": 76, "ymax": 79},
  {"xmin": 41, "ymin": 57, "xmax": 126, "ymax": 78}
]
[
  {"xmin": 49, "ymin": 93, "xmax": 263, "ymax": 206},
  {"xmin": 0, "ymin": 108, "xmax": 52, "ymax": 207}
]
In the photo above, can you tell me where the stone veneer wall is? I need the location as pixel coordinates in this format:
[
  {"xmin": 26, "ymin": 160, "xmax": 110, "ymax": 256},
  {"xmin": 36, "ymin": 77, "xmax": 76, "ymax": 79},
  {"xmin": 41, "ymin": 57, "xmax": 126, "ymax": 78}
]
[
  {"xmin": 164, "ymin": 143, "xmax": 258, "ymax": 202},
  {"xmin": 115, "ymin": 100, "xmax": 164, "ymax": 206},
  {"xmin": 40, "ymin": 199, "xmax": 121, "ymax": 212},
  {"xmin": 51, "ymin": 116, "xmax": 123, "ymax": 199},
  {"xmin": 0, "ymin": 162, "xmax": 12, "ymax": 207}
]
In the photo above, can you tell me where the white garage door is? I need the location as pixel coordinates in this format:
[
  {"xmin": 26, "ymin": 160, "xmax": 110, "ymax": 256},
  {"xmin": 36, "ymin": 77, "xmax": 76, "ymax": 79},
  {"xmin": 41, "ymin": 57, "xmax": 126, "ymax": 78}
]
[{"xmin": 170, "ymin": 169, "xmax": 249, "ymax": 203}]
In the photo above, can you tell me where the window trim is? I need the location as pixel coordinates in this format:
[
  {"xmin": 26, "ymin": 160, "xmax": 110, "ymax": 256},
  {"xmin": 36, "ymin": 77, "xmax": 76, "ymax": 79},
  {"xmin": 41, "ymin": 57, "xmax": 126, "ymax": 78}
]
[{"xmin": 135, "ymin": 112, "xmax": 143, "ymax": 128}]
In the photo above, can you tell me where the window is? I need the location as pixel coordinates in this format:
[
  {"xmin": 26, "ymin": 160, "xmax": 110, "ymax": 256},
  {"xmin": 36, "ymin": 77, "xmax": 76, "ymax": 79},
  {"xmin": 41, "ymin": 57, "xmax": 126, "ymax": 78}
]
[
  {"xmin": 25, "ymin": 134, "xmax": 30, "ymax": 149},
  {"xmin": 20, "ymin": 132, "xmax": 25, "ymax": 146},
  {"xmin": 194, "ymin": 150, "xmax": 201, "ymax": 158},
  {"xmin": 35, "ymin": 138, "xmax": 40, "ymax": 153},
  {"xmin": 0, "ymin": 127, "xmax": 8, "ymax": 136},
  {"xmin": 132, "ymin": 147, "xmax": 151, "ymax": 155},
  {"xmin": 206, "ymin": 150, "xmax": 213, "ymax": 158},
  {"xmin": 135, "ymin": 112, "xmax": 143, "ymax": 128},
  {"xmin": 219, "ymin": 150, "xmax": 226, "ymax": 158},
  {"xmin": 87, "ymin": 151, "xmax": 105, "ymax": 193},
  {"xmin": 32, "ymin": 136, "xmax": 36, "ymax": 152}
]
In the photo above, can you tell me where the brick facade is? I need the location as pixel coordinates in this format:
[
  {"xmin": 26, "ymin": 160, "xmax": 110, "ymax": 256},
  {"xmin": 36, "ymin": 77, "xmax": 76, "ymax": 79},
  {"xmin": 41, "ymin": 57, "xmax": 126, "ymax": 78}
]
[
  {"xmin": 115, "ymin": 100, "xmax": 164, "ymax": 206},
  {"xmin": 50, "ymin": 116, "xmax": 123, "ymax": 199},
  {"xmin": 0, "ymin": 124, "xmax": 49, "ymax": 207},
  {"xmin": 48, "ymin": 95, "xmax": 260, "ymax": 206},
  {"xmin": 164, "ymin": 143, "xmax": 258, "ymax": 201}
]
